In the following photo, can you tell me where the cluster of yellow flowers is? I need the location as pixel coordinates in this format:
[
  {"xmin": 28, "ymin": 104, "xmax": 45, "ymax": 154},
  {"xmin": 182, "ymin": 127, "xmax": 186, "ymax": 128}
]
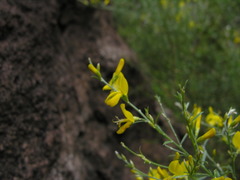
[
  {"xmin": 88, "ymin": 58, "xmax": 240, "ymax": 180},
  {"xmin": 143, "ymin": 103, "xmax": 240, "ymax": 180},
  {"xmin": 190, "ymin": 105, "xmax": 240, "ymax": 145},
  {"xmin": 147, "ymin": 153, "xmax": 193, "ymax": 180},
  {"xmin": 88, "ymin": 58, "xmax": 138, "ymax": 134}
]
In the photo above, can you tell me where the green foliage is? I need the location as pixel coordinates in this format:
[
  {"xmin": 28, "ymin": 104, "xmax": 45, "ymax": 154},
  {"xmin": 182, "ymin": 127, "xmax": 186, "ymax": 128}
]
[{"xmin": 111, "ymin": 0, "xmax": 240, "ymax": 112}]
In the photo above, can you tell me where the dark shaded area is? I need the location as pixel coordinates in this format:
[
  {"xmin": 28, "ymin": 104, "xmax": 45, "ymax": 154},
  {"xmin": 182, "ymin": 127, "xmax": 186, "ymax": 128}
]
[{"xmin": 0, "ymin": 1, "xmax": 175, "ymax": 179}]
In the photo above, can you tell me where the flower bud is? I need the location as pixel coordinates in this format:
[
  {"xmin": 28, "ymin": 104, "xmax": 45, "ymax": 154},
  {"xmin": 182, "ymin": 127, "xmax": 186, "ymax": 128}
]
[
  {"xmin": 230, "ymin": 115, "xmax": 240, "ymax": 127},
  {"xmin": 88, "ymin": 63, "xmax": 101, "ymax": 77},
  {"xmin": 197, "ymin": 128, "xmax": 216, "ymax": 142},
  {"xmin": 115, "ymin": 58, "xmax": 125, "ymax": 74}
]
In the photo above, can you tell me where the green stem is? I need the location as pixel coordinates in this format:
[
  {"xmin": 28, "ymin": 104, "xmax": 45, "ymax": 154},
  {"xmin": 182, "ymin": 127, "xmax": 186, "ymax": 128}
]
[
  {"xmin": 127, "ymin": 100, "xmax": 189, "ymax": 157},
  {"xmin": 226, "ymin": 128, "xmax": 237, "ymax": 179},
  {"xmin": 202, "ymin": 145, "xmax": 223, "ymax": 175},
  {"xmin": 153, "ymin": 125, "xmax": 189, "ymax": 157},
  {"xmin": 156, "ymin": 96, "xmax": 181, "ymax": 145},
  {"xmin": 121, "ymin": 142, "xmax": 168, "ymax": 168}
]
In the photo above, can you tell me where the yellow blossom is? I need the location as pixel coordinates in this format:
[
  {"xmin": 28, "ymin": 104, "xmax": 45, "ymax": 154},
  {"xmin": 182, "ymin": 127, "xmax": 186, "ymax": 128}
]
[
  {"xmin": 157, "ymin": 167, "xmax": 171, "ymax": 179},
  {"xmin": 115, "ymin": 104, "xmax": 137, "ymax": 134},
  {"xmin": 148, "ymin": 168, "xmax": 161, "ymax": 180},
  {"xmin": 149, "ymin": 167, "xmax": 172, "ymax": 180},
  {"xmin": 103, "ymin": 59, "xmax": 129, "ymax": 107},
  {"xmin": 190, "ymin": 104, "xmax": 202, "ymax": 136},
  {"xmin": 148, "ymin": 157, "xmax": 193, "ymax": 180},
  {"xmin": 168, "ymin": 160, "xmax": 188, "ymax": 177},
  {"xmin": 197, "ymin": 128, "xmax": 216, "ymax": 142},
  {"xmin": 206, "ymin": 107, "xmax": 223, "ymax": 127},
  {"xmin": 230, "ymin": 115, "xmax": 240, "ymax": 127},
  {"xmin": 232, "ymin": 131, "xmax": 240, "ymax": 151},
  {"xmin": 88, "ymin": 63, "xmax": 98, "ymax": 74},
  {"xmin": 174, "ymin": 152, "xmax": 180, "ymax": 160}
]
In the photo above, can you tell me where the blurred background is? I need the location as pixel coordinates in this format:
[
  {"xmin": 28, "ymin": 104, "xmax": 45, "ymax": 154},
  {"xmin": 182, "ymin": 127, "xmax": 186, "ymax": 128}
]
[{"xmin": 88, "ymin": 0, "xmax": 240, "ymax": 114}]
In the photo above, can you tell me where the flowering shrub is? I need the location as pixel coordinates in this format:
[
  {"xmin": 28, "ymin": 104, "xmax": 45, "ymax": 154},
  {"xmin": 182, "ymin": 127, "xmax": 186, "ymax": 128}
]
[{"xmin": 88, "ymin": 58, "xmax": 240, "ymax": 180}]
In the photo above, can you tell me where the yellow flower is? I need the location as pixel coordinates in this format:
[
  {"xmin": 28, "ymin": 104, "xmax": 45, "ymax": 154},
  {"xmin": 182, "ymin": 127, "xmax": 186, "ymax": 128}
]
[
  {"xmin": 148, "ymin": 168, "xmax": 161, "ymax": 180},
  {"xmin": 168, "ymin": 160, "xmax": 188, "ymax": 177},
  {"xmin": 157, "ymin": 167, "xmax": 171, "ymax": 179},
  {"xmin": 212, "ymin": 176, "xmax": 232, "ymax": 180},
  {"xmin": 232, "ymin": 131, "xmax": 240, "ymax": 151},
  {"xmin": 230, "ymin": 115, "xmax": 240, "ymax": 127},
  {"xmin": 148, "ymin": 167, "xmax": 173, "ymax": 180},
  {"xmin": 206, "ymin": 107, "xmax": 223, "ymax": 127},
  {"xmin": 115, "ymin": 104, "xmax": 137, "ymax": 134},
  {"xmin": 197, "ymin": 128, "xmax": 216, "ymax": 142},
  {"xmin": 103, "ymin": 59, "xmax": 129, "ymax": 107},
  {"xmin": 190, "ymin": 104, "xmax": 202, "ymax": 136},
  {"xmin": 174, "ymin": 152, "xmax": 180, "ymax": 160},
  {"xmin": 148, "ymin": 156, "xmax": 193, "ymax": 180}
]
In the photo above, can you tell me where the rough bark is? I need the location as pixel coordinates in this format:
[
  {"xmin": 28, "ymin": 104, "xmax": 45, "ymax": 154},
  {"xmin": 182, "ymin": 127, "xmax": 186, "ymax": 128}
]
[{"xmin": 0, "ymin": 1, "xmax": 173, "ymax": 180}]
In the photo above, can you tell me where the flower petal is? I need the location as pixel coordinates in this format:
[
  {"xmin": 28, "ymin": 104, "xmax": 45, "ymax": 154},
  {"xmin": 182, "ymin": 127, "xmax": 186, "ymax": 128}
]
[
  {"xmin": 157, "ymin": 167, "xmax": 170, "ymax": 178},
  {"xmin": 114, "ymin": 72, "xmax": 128, "ymax": 95},
  {"xmin": 105, "ymin": 91, "xmax": 122, "ymax": 107},
  {"xmin": 116, "ymin": 121, "xmax": 132, "ymax": 134},
  {"xmin": 168, "ymin": 160, "xmax": 182, "ymax": 175},
  {"xmin": 231, "ymin": 115, "xmax": 240, "ymax": 127},
  {"xmin": 197, "ymin": 128, "xmax": 216, "ymax": 142},
  {"xmin": 232, "ymin": 131, "xmax": 240, "ymax": 150},
  {"xmin": 168, "ymin": 160, "xmax": 188, "ymax": 176},
  {"xmin": 120, "ymin": 104, "xmax": 134, "ymax": 122},
  {"xmin": 115, "ymin": 58, "xmax": 125, "ymax": 74},
  {"xmin": 148, "ymin": 168, "xmax": 161, "ymax": 180},
  {"xmin": 206, "ymin": 107, "xmax": 223, "ymax": 127}
]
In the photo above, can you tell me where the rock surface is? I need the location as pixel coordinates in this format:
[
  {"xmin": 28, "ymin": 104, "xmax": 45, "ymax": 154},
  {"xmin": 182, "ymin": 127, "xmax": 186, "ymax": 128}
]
[{"xmin": 0, "ymin": 1, "xmax": 173, "ymax": 179}]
